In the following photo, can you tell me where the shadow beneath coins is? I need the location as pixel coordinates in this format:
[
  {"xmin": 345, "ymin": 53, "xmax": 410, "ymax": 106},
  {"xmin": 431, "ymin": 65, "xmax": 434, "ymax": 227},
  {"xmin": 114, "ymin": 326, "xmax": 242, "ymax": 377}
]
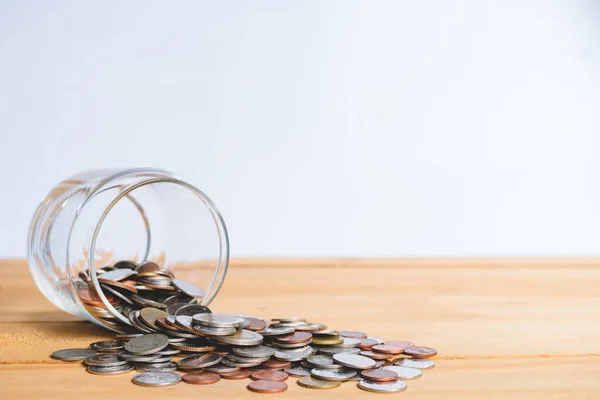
[{"xmin": 43, "ymin": 321, "xmax": 113, "ymax": 339}]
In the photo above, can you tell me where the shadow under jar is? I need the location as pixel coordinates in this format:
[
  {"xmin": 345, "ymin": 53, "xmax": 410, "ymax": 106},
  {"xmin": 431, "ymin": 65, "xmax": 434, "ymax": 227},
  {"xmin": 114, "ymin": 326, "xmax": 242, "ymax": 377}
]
[{"xmin": 27, "ymin": 168, "xmax": 229, "ymax": 332}]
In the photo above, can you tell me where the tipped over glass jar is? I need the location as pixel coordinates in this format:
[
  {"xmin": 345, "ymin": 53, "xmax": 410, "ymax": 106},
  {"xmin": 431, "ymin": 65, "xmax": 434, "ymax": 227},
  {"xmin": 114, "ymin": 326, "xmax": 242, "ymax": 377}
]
[{"xmin": 27, "ymin": 168, "xmax": 229, "ymax": 332}]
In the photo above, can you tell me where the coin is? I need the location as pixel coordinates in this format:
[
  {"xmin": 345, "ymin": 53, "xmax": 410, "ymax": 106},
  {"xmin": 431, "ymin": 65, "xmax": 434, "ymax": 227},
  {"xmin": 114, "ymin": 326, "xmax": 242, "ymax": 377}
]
[
  {"xmin": 272, "ymin": 317, "xmax": 306, "ymax": 323},
  {"xmin": 372, "ymin": 344, "xmax": 406, "ymax": 355},
  {"xmin": 155, "ymin": 348, "xmax": 180, "ymax": 356},
  {"xmin": 85, "ymin": 353, "xmax": 127, "ymax": 367},
  {"xmin": 171, "ymin": 279, "xmax": 205, "ymax": 298},
  {"xmin": 182, "ymin": 372, "xmax": 221, "ymax": 385},
  {"xmin": 274, "ymin": 345, "xmax": 314, "ymax": 362},
  {"xmin": 284, "ymin": 366, "xmax": 311, "ymax": 377},
  {"xmin": 226, "ymin": 353, "xmax": 271, "ymax": 365},
  {"xmin": 193, "ymin": 313, "xmax": 245, "ymax": 328},
  {"xmin": 332, "ymin": 354, "xmax": 376, "ymax": 370},
  {"xmin": 177, "ymin": 353, "xmax": 222, "ymax": 370},
  {"xmin": 87, "ymin": 364, "xmax": 134, "ymax": 375},
  {"xmin": 274, "ymin": 331, "xmax": 312, "ymax": 344},
  {"xmin": 393, "ymin": 358, "xmax": 436, "ymax": 369},
  {"xmin": 130, "ymin": 294, "xmax": 167, "ymax": 310},
  {"xmin": 113, "ymin": 260, "xmax": 138, "ymax": 270},
  {"xmin": 312, "ymin": 336, "xmax": 344, "ymax": 345},
  {"xmin": 251, "ymin": 370, "xmax": 289, "ymax": 382},
  {"xmin": 330, "ymin": 338, "xmax": 361, "ymax": 348},
  {"xmin": 340, "ymin": 331, "xmax": 367, "ymax": 339},
  {"xmin": 90, "ymin": 340, "xmax": 124, "ymax": 353},
  {"xmin": 367, "ymin": 336, "xmax": 385, "ymax": 344},
  {"xmin": 297, "ymin": 376, "xmax": 341, "ymax": 390},
  {"xmin": 174, "ymin": 304, "xmax": 212, "ymax": 317},
  {"xmin": 132, "ymin": 371, "xmax": 182, "ymax": 387},
  {"xmin": 97, "ymin": 268, "xmax": 134, "ymax": 282},
  {"xmin": 311, "ymin": 368, "xmax": 357, "ymax": 381},
  {"xmin": 257, "ymin": 326, "xmax": 295, "ymax": 336},
  {"xmin": 124, "ymin": 334, "xmax": 169, "ymax": 355},
  {"xmin": 134, "ymin": 362, "xmax": 177, "ymax": 372},
  {"xmin": 382, "ymin": 365, "xmax": 423, "ymax": 379},
  {"xmin": 404, "ymin": 346, "xmax": 438, "ymax": 359},
  {"xmin": 50, "ymin": 348, "xmax": 97, "ymax": 361},
  {"xmin": 358, "ymin": 379, "xmax": 407, "ymax": 393},
  {"xmin": 117, "ymin": 352, "xmax": 161, "ymax": 362},
  {"xmin": 312, "ymin": 330, "xmax": 339, "ymax": 337},
  {"xmin": 261, "ymin": 359, "xmax": 291, "ymax": 370},
  {"xmin": 306, "ymin": 355, "xmax": 344, "ymax": 370},
  {"xmin": 168, "ymin": 340, "xmax": 216, "ymax": 352},
  {"xmin": 205, "ymin": 364, "xmax": 240, "ymax": 374},
  {"xmin": 317, "ymin": 346, "xmax": 361, "ymax": 356},
  {"xmin": 360, "ymin": 368, "xmax": 398, "ymax": 382},
  {"xmin": 357, "ymin": 338, "xmax": 379, "ymax": 351},
  {"xmin": 219, "ymin": 369, "xmax": 253, "ymax": 380},
  {"xmin": 244, "ymin": 317, "xmax": 267, "ymax": 331},
  {"xmin": 191, "ymin": 324, "xmax": 236, "ymax": 336},
  {"xmin": 385, "ymin": 340, "xmax": 414, "ymax": 348},
  {"xmin": 232, "ymin": 345, "xmax": 275, "ymax": 358},
  {"xmin": 139, "ymin": 307, "xmax": 168, "ymax": 331},
  {"xmin": 247, "ymin": 379, "xmax": 288, "ymax": 394},
  {"xmin": 136, "ymin": 261, "xmax": 161, "ymax": 273},
  {"xmin": 211, "ymin": 330, "xmax": 263, "ymax": 346},
  {"xmin": 360, "ymin": 350, "xmax": 393, "ymax": 360}
]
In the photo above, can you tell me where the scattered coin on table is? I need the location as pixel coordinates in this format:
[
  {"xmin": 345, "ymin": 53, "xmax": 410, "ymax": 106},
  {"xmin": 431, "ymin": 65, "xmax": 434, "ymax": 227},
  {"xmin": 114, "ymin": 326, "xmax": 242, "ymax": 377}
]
[{"xmin": 50, "ymin": 259, "xmax": 439, "ymax": 394}]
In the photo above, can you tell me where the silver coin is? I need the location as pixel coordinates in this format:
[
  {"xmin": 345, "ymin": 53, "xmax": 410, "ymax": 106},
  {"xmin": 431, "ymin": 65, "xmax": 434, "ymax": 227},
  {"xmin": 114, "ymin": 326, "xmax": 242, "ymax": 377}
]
[
  {"xmin": 317, "ymin": 346, "xmax": 361, "ymax": 356},
  {"xmin": 367, "ymin": 336, "xmax": 385, "ymax": 344},
  {"xmin": 270, "ymin": 321, "xmax": 308, "ymax": 328},
  {"xmin": 274, "ymin": 345, "xmax": 314, "ymax": 362},
  {"xmin": 332, "ymin": 354, "xmax": 376, "ymax": 370},
  {"xmin": 90, "ymin": 340, "xmax": 124, "ymax": 352},
  {"xmin": 167, "ymin": 330, "xmax": 200, "ymax": 339},
  {"xmin": 173, "ymin": 304, "xmax": 211, "ymax": 317},
  {"xmin": 284, "ymin": 366, "xmax": 311, "ymax": 377},
  {"xmin": 311, "ymin": 368, "xmax": 357, "ymax": 381},
  {"xmin": 306, "ymin": 355, "xmax": 344, "ymax": 370},
  {"xmin": 192, "ymin": 313, "xmax": 245, "ymax": 328},
  {"xmin": 85, "ymin": 353, "xmax": 127, "ymax": 367},
  {"xmin": 211, "ymin": 329, "xmax": 263, "ymax": 346},
  {"xmin": 171, "ymin": 279, "xmax": 205, "ymax": 298},
  {"xmin": 191, "ymin": 324, "xmax": 236, "ymax": 336},
  {"xmin": 163, "ymin": 294, "xmax": 196, "ymax": 307},
  {"xmin": 358, "ymin": 379, "xmax": 407, "ymax": 393},
  {"xmin": 101, "ymin": 284, "xmax": 134, "ymax": 305},
  {"xmin": 374, "ymin": 360, "xmax": 386, "ymax": 368},
  {"xmin": 382, "ymin": 365, "xmax": 423, "ymax": 380},
  {"xmin": 232, "ymin": 345, "xmax": 276, "ymax": 358},
  {"xmin": 134, "ymin": 355, "xmax": 173, "ymax": 363},
  {"xmin": 117, "ymin": 352, "xmax": 161, "ymax": 362},
  {"xmin": 124, "ymin": 334, "xmax": 169, "ymax": 355},
  {"xmin": 177, "ymin": 353, "xmax": 222, "ymax": 370},
  {"xmin": 221, "ymin": 358, "xmax": 264, "ymax": 368},
  {"xmin": 134, "ymin": 362, "xmax": 177, "ymax": 372},
  {"xmin": 226, "ymin": 353, "xmax": 271, "ymax": 364},
  {"xmin": 204, "ymin": 363, "xmax": 240, "ymax": 374},
  {"xmin": 130, "ymin": 294, "xmax": 167, "ymax": 310},
  {"xmin": 97, "ymin": 268, "xmax": 134, "ymax": 281},
  {"xmin": 256, "ymin": 326, "xmax": 295, "ymax": 336},
  {"xmin": 394, "ymin": 358, "xmax": 436, "ymax": 369},
  {"xmin": 132, "ymin": 371, "xmax": 182, "ymax": 387},
  {"xmin": 87, "ymin": 364, "xmax": 134, "ymax": 375},
  {"xmin": 272, "ymin": 317, "xmax": 307, "ymax": 323},
  {"xmin": 272, "ymin": 339, "xmax": 312, "ymax": 349},
  {"xmin": 330, "ymin": 338, "xmax": 361, "ymax": 348},
  {"xmin": 155, "ymin": 348, "xmax": 180, "ymax": 356},
  {"xmin": 50, "ymin": 348, "xmax": 97, "ymax": 361}
]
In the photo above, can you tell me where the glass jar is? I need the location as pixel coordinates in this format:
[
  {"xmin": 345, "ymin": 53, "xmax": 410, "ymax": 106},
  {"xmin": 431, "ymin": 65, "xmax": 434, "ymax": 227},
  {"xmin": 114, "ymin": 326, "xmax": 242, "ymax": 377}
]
[{"xmin": 27, "ymin": 168, "xmax": 229, "ymax": 332}]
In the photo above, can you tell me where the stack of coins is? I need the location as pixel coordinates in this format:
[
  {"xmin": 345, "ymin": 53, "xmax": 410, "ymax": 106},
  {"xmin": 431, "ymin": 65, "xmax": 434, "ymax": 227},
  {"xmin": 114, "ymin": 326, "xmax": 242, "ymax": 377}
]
[{"xmin": 52, "ymin": 260, "xmax": 438, "ymax": 394}]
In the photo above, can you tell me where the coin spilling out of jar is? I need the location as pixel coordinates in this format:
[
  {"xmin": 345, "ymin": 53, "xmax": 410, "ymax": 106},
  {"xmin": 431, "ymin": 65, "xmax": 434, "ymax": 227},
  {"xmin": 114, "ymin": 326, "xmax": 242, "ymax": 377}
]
[{"xmin": 51, "ymin": 261, "xmax": 438, "ymax": 394}]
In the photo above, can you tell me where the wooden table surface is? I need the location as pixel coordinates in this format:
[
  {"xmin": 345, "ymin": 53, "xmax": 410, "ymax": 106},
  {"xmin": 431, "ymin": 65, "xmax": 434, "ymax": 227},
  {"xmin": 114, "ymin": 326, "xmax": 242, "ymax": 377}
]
[{"xmin": 1, "ymin": 258, "xmax": 599, "ymax": 399}]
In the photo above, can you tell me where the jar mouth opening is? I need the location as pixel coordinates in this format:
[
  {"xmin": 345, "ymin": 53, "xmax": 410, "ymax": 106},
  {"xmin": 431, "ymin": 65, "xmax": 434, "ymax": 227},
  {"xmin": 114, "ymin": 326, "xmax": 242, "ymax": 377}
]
[{"xmin": 67, "ymin": 172, "xmax": 229, "ymax": 330}]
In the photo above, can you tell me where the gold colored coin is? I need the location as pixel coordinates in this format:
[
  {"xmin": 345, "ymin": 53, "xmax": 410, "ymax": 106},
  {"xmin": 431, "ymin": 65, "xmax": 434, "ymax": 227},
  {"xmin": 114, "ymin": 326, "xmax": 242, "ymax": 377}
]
[
  {"xmin": 297, "ymin": 376, "xmax": 342, "ymax": 390},
  {"xmin": 312, "ymin": 337, "xmax": 344, "ymax": 345}
]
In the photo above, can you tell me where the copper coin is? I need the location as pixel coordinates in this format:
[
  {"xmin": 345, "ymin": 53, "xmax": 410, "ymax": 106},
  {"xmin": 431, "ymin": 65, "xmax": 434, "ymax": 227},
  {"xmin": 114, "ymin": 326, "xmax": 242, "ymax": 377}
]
[
  {"xmin": 219, "ymin": 369, "xmax": 253, "ymax": 380},
  {"xmin": 245, "ymin": 318, "xmax": 267, "ymax": 331},
  {"xmin": 384, "ymin": 340, "xmax": 414, "ymax": 349},
  {"xmin": 361, "ymin": 368, "xmax": 398, "ymax": 382},
  {"xmin": 247, "ymin": 380, "xmax": 288, "ymax": 394},
  {"xmin": 100, "ymin": 280, "xmax": 138, "ymax": 294},
  {"xmin": 261, "ymin": 359, "xmax": 291, "ymax": 370},
  {"xmin": 155, "ymin": 317, "xmax": 181, "ymax": 332},
  {"xmin": 372, "ymin": 345, "xmax": 405, "ymax": 355},
  {"xmin": 274, "ymin": 331, "xmax": 312, "ymax": 344},
  {"xmin": 78, "ymin": 289, "xmax": 118, "ymax": 306},
  {"xmin": 251, "ymin": 370, "xmax": 289, "ymax": 382},
  {"xmin": 358, "ymin": 338, "xmax": 379, "ymax": 351},
  {"xmin": 404, "ymin": 346, "xmax": 438, "ymax": 359},
  {"xmin": 340, "ymin": 331, "xmax": 367, "ymax": 339},
  {"xmin": 360, "ymin": 351, "xmax": 393, "ymax": 360},
  {"xmin": 137, "ymin": 261, "xmax": 161, "ymax": 274},
  {"xmin": 182, "ymin": 372, "xmax": 221, "ymax": 385}
]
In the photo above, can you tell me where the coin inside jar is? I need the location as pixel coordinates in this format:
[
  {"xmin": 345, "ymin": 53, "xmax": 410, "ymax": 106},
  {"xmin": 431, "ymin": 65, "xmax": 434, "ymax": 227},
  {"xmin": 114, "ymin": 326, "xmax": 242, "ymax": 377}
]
[{"xmin": 247, "ymin": 380, "xmax": 288, "ymax": 394}]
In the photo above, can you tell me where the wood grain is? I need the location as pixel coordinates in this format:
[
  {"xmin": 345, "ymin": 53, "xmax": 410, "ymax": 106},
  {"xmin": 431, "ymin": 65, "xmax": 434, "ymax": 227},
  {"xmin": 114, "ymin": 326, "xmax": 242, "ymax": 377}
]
[{"xmin": 1, "ymin": 258, "xmax": 599, "ymax": 399}]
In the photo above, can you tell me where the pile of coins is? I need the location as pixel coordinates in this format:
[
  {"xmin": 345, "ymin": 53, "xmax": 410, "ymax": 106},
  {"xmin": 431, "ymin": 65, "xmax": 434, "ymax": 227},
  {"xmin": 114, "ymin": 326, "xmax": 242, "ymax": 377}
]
[{"xmin": 52, "ymin": 260, "xmax": 438, "ymax": 394}]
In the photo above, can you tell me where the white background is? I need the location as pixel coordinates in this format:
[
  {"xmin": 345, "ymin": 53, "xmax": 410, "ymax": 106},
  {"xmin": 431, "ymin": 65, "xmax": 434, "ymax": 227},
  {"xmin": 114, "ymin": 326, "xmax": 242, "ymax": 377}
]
[{"xmin": 1, "ymin": 0, "xmax": 599, "ymax": 258}]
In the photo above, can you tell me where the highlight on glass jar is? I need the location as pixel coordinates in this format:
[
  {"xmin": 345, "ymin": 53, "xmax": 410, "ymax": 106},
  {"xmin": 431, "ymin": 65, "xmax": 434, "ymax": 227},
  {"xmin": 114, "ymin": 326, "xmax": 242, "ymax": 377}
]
[{"xmin": 27, "ymin": 168, "xmax": 229, "ymax": 332}]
